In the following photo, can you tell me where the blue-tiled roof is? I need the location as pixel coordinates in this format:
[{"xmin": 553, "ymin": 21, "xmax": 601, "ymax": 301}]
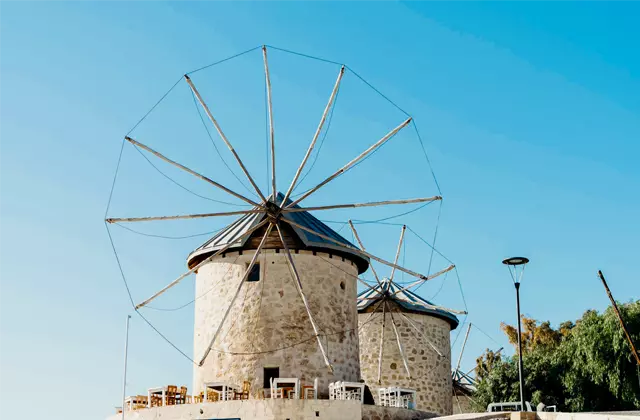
[
  {"xmin": 357, "ymin": 278, "xmax": 459, "ymax": 328},
  {"xmin": 187, "ymin": 192, "xmax": 370, "ymax": 273}
]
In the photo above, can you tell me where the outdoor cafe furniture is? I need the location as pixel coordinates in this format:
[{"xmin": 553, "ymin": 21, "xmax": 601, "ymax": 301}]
[
  {"xmin": 329, "ymin": 381, "xmax": 364, "ymax": 402},
  {"xmin": 270, "ymin": 377, "xmax": 300, "ymax": 399},
  {"xmin": 124, "ymin": 395, "xmax": 148, "ymax": 411},
  {"xmin": 301, "ymin": 378, "xmax": 319, "ymax": 399},
  {"xmin": 148, "ymin": 386, "xmax": 168, "ymax": 407},
  {"xmin": 203, "ymin": 382, "xmax": 237, "ymax": 402},
  {"xmin": 233, "ymin": 381, "xmax": 251, "ymax": 400},
  {"xmin": 378, "ymin": 387, "xmax": 416, "ymax": 409}
]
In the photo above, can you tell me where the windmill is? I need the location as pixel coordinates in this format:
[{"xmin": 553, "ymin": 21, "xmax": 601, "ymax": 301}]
[
  {"xmin": 105, "ymin": 46, "xmax": 453, "ymax": 398},
  {"xmin": 353, "ymin": 223, "xmax": 464, "ymax": 415}
]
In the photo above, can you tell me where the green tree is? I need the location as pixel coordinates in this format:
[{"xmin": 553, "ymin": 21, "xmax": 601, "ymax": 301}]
[{"xmin": 472, "ymin": 301, "xmax": 640, "ymax": 412}]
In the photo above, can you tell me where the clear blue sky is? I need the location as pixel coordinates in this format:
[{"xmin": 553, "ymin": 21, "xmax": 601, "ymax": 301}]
[{"xmin": 1, "ymin": 2, "xmax": 638, "ymax": 419}]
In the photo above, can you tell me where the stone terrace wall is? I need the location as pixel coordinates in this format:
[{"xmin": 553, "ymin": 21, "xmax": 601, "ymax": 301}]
[
  {"xmin": 193, "ymin": 249, "xmax": 361, "ymax": 398},
  {"xmin": 359, "ymin": 303, "xmax": 453, "ymax": 416}
]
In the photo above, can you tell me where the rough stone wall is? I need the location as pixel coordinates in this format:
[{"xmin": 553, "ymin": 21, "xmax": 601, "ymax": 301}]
[
  {"xmin": 358, "ymin": 304, "xmax": 453, "ymax": 416},
  {"xmin": 193, "ymin": 249, "xmax": 361, "ymax": 398}
]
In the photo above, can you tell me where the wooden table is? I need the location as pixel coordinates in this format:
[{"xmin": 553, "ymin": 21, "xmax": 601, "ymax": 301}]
[
  {"xmin": 147, "ymin": 386, "xmax": 167, "ymax": 407},
  {"xmin": 203, "ymin": 382, "xmax": 237, "ymax": 402},
  {"xmin": 385, "ymin": 387, "xmax": 416, "ymax": 408},
  {"xmin": 124, "ymin": 395, "xmax": 147, "ymax": 411},
  {"xmin": 340, "ymin": 382, "xmax": 365, "ymax": 401},
  {"xmin": 272, "ymin": 378, "xmax": 300, "ymax": 399}
]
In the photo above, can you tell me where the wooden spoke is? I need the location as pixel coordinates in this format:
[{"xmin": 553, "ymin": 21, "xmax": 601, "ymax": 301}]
[
  {"xmin": 348, "ymin": 220, "xmax": 383, "ymax": 287},
  {"xmin": 283, "ymin": 196, "xmax": 442, "ymax": 213},
  {"xmin": 389, "ymin": 225, "xmax": 406, "ymax": 282},
  {"xmin": 455, "ymin": 324, "xmax": 472, "ymax": 372},
  {"xmin": 125, "ymin": 136, "xmax": 263, "ymax": 208},
  {"xmin": 184, "ymin": 75, "xmax": 267, "ymax": 203},
  {"xmin": 388, "ymin": 304, "xmax": 411, "ymax": 379},
  {"xmin": 285, "ymin": 117, "xmax": 412, "ymax": 209},
  {"xmin": 106, "ymin": 209, "xmax": 262, "ymax": 224},
  {"xmin": 275, "ymin": 223, "xmax": 334, "ymax": 373},
  {"xmin": 387, "ymin": 264, "xmax": 456, "ymax": 297},
  {"xmin": 135, "ymin": 219, "xmax": 269, "ymax": 309},
  {"xmin": 198, "ymin": 223, "xmax": 274, "ymax": 366},
  {"xmin": 377, "ymin": 301, "xmax": 386, "ymax": 384},
  {"xmin": 262, "ymin": 46, "xmax": 277, "ymax": 196},
  {"xmin": 398, "ymin": 311, "xmax": 444, "ymax": 357},
  {"xmin": 282, "ymin": 66, "xmax": 345, "ymax": 204},
  {"xmin": 286, "ymin": 218, "xmax": 452, "ymax": 283}
]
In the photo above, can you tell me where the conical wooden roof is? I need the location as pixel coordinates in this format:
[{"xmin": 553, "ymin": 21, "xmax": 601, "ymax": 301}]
[{"xmin": 187, "ymin": 192, "xmax": 370, "ymax": 273}]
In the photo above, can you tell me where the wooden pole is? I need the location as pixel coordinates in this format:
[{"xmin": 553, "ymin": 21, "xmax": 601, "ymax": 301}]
[
  {"xmin": 121, "ymin": 314, "xmax": 131, "ymax": 420},
  {"xmin": 287, "ymin": 218, "xmax": 448, "ymax": 282},
  {"xmin": 262, "ymin": 46, "xmax": 276, "ymax": 197},
  {"xmin": 106, "ymin": 209, "xmax": 261, "ymax": 224},
  {"xmin": 348, "ymin": 220, "xmax": 383, "ymax": 286},
  {"xmin": 598, "ymin": 270, "xmax": 640, "ymax": 365},
  {"xmin": 389, "ymin": 225, "xmax": 406, "ymax": 282},
  {"xmin": 399, "ymin": 311, "xmax": 444, "ymax": 357},
  {"xmin": 285, "ymin": 117, "xmax": 412, "ymax": 209},
  {"xmin": 125, "ymin": 136, "xmax": 263, "ymax": 208},
  {"xmin": 377, "ymin": 300, "xmax": 386, "ymax": 384},
  {"xmin": 388, "ymin": 264, "xmax": 456, "ymax": 296},
  {"xmin": 283, "ymin": 196, "xmax": 441, "ymax": 213},
  {"xmin": 135, "ymin": 219, "xmax": 269, "ymax": 309},
  {"xmin": 456, "ymin": 323, "xmax": 472, "ymax": 372},
  {"xmin": 388, "ymin": 305, "xmax": 412, "ymax": 379},
  {"xmin": 198, "ymin": 223, "xmax": 274, "ymax": 365},
  {"xmin": 282, "ymin": 66, "xmax": 345, "ymax": 204},
  {"xmin": 184, "ymin": 75, "xmax": 267, "ymax": 203},
  {"xmin": 276, "ymin": 223, "xmax": 334, "ymax": 373}
]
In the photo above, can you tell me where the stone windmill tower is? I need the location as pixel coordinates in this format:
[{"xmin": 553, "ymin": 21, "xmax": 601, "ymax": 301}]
[
  {"xmin": 353, "ymin": 224, "xmax": 462, "ymax": 416},
  {"xmin": 186, "ymin": 193, "xmax": 369, "ymax": 397}
]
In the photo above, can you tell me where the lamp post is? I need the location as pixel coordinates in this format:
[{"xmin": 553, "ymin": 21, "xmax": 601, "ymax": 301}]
[{"xmin": 502, "ymin": 257, "xmax": 529, "ymax": 411}]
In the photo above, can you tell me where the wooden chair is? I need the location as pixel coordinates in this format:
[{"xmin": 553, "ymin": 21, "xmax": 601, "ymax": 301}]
[
  {"xmin": 134, "ymin": 395, "xmax": 148, "ymax": 410},
  {"xmin": 166, "ymin": 385, "xmax": 177, "ymax": 405},
  {"xmin": 234, "ymin": 381, "xmax": 250, "ymax": 400},
  {"xmin": 207, "ymin": 390, "xmax": 219, "ymax": 402},
  {"xmin": 193, "ymin": 392, "xmax": 204, "ymax": 403},
  {"xmin": 176, "ymin": 386, "xmax": 187, "ymax": 404},
  {"xmin": 150, "ymin": 394, "xmax": 162, "ymax": 407}
]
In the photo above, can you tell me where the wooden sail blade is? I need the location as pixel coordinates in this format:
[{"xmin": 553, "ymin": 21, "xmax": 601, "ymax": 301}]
[
  {"xmin": 125, "ymin": 136, "xmax": 263, "ymax": 208},
  {"xmin": 106, "ymin": 209, "xmax": 262, "ymax": 224},
  {"xmin": 284, "ymin": 196, "xmax": 442, "ymax": 213},
  {"xmin": 135, "ymin": 219, "xmax": 269, "ymax": 309},
  {"xmin": 388, "ymin": 305, "xmax": 412, "ymax": 379},
  {"xmin": 282, "ymin": 65, "xmax": 345, "ymax": 204},
  {"xmin": 184, "ymin": 75, "xmax": 267, "ymax": 203},
  {"xmin": 387, "ymin": 264, "xmax": 456, "ymax": 297},
  {"xmin": 286, "ymin": 218, "xmax": 449, "ymax": 283},
  {"xmin": 285, "ymin": 117, "xmax": 412, "ymax": 209},
  {"xmin": 198, "ymin": 223, "xmax": 274, "ymax": 366},
  {"xmin": 275, "ymin": 223, "xmax": 334, "ymax": 373},
  {"xmin": 389, "ymin": 225, "xmax": 406, "ymax": 282},
  {"xmin": 348, "ymin": 220, "xmax": 383, "ymax": 286},
  {"xmin": 377, "ymin": 301, "xmax": 386, "ymax": 384},
  {"xmin": 262, "ymin": 46, "xmax": 277, "ymax": 196}
]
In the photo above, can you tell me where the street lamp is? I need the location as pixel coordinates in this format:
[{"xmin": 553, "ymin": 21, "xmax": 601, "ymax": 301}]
[{"xmin": 502, "ymin": 256, "xmax": 529, "ymax": 411}]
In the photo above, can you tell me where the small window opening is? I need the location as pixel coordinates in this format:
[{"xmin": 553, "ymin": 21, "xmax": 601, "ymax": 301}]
[
  {"xmin": 247, "ymin": 263, "xmax": 260, "ymax": 282},
  {"xmin": 340, "ymin": 281, "xmax": 345, "ymax": 290},
  {"xmin": 263, "ymin": 367, "xmax": 279, "ymax": 388}
]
